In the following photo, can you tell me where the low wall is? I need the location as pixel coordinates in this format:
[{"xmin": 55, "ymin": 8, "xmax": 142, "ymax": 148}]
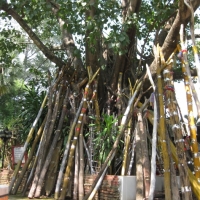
[
  {"xmin": 0, "ymin": 169, "xmax": 27, "ymax": 193},
  {"xmin": 1, "ymin": 171, "xmax": 120, "ymax": 199},
  {"xmin": 0, "ymin": 185, "xmax": 8, "ymax": 200},
  {"xmin": 1, "ymin": 170, "xmax": 169, "ymax": 200},
  {"xmin": 84, "ymin": 175, "xmax": 120, "ymax": 200},
  {"xmin": 0, "ymin": 170, "xmax": 13, "ymax": 185}
]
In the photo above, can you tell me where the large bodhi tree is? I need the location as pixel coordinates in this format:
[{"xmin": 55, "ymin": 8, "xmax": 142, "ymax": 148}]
[{"xmin": 1, "ymin": 0, "xmax": 200, "ymax": 199}]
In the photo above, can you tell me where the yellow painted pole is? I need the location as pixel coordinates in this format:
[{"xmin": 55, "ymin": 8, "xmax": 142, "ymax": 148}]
[{"xmin": 156, "ymin": 46, "xmax": 171, "ymax": 200}]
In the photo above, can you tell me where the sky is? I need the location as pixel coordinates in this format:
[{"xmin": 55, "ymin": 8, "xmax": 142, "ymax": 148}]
[{"xmin": 174, "ymin": 80, "xmax": 200, "ymax": 120}]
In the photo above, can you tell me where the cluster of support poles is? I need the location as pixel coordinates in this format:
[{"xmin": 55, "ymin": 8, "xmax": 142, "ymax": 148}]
[{"xmin": 7, "ymin": 25, "xmax": 200, "ymax": 200}]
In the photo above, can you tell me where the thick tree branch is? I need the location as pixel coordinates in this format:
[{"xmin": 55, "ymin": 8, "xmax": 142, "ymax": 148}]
[
  {"xmin": 150, "ymin": 0, "xmax": 200, "ymax": 75},
  {"xmin": 0, "ymin": 3, "xmax": 74, "ymax": 73},
  {"xmin": 111, "ymin": 0, "xmax": 142, "ymax": 90},
  {"xmin": 47, "ymin": 0, "xmax": 86, "ymax": 80}
]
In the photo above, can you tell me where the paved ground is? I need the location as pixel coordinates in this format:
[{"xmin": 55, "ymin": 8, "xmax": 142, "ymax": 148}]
[{"xmin": 8, "ymin": 195, "xmax": 53, "ymax": 199}]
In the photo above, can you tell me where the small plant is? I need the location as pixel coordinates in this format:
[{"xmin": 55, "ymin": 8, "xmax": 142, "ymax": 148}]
[{"xmin": 89, "ymin": 114, "xmax": 118, "ymax": 165}]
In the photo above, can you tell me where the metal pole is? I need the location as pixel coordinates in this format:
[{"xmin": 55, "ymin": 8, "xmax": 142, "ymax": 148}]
[{"xmin": 2, "ymin": 139, "xmax": 6, "ymax": 169}]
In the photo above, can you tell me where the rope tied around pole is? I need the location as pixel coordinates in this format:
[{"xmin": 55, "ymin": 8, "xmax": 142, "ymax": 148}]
[{"xmin": 164, "ymin": 85, "xmax": 174, "ymax": 96}]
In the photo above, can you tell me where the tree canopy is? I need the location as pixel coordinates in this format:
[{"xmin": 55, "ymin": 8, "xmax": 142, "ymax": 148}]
[{"xmin": 1, "ymin": 0, "xmax": 200, "ymax": 200}]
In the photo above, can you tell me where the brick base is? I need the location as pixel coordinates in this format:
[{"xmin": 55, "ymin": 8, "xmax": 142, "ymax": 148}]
[{"xmin": 0, "ymin": 195, "xmax": 8, "ymax": 200}]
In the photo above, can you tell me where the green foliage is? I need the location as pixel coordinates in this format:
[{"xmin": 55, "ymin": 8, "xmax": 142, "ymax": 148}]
[
  {"xmin": 89, "ymin": 114, "xmax": 118, "ymax": 163},
  {"xmin": 16, "ymin": 81, "xmax": 47, "ymax": 142},
  {"xmin": 0, "ymin": 80, "xmax": 24, "ymax": 128},
  {"xmin": 138, "ymin": 0, "xmax": 178, "ymax": 55},
  {"xmin": 0, "ymin": 27, "xmax": 25, "ymax": 68}
]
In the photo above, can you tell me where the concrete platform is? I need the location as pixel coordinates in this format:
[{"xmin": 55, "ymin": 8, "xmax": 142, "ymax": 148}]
[{"xmin": 0, "ymin": 185, "xmax": 8, "ymax": 200}]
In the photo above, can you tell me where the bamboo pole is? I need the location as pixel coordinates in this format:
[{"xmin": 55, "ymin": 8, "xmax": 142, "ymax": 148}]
[
  {"xmin": 146, "ymin": 62, "xmax": 157, "ymax": 200},
  {"xmin": 121, "ymin": 119, "xmax": 131, "ymax": 175},
  {"xmin": 58, "ymin": 97, "xmax": 87, "ymax": 200},
  {"xmin": 59, "ymin": 69, "xmax": 100, "ymax": 200},
  {"xmin": 135, "ymin": 123, "xmax": 144, "ymax": 200},
  {"xmin": 163, "ymin": 62, "xmax": 192, "ymax": 199},
  {"xmin": 148, "ymin": 98, "xmax": 158, "ymax": 200},
  {"xmin": 144, "ymin": 108, "xmax": 200, "ymax": 199},
  {"xmin": 73, "ymin": 140, "xmax": 79, "ymax": 200},
  {"xmin": 127, "ymin": 126, "xmax": 137, "ymax": 175},
  {"xmin": 83, "ymin": 138, "xmax": 94, "ymax": 174},
  {"xmin": 28, "ymin": 83, "xmax": 62, "ymax": 198},
  {"xmin": 156, "ymin": 46, "xmax": 171, "ymax": 200},
  {"xmin": 121, "ymin": 83, "xmax": 132, "ymax": 176},
  {"xmin": 34, "ymin": 88, "xmax": 70, "ymax": 197},
  {"xmin": 79, "ymin": 123, "xmax": 84, "ymax": 200},
  {"xmin": 179, "ymin": 25, "xmax": 200, "ymax": 118},
  {"xmin": 138, "ymin": 111, "xmax": 150, "ymax": 199},
  {"xmin": 44, "ymin": 139, "xmax": 63, "ymax": 196},
  {"xmin": 160, "ymin": 50, "xmax": 180, "ymax": 199},
  {"xmin": 9, "ymin": 94, "xmax": 48, "ymax": 193},
  {"xmin": 179, "ymin": 24, "xmax": 200, "ymax": 182},
  {"xmin": 11, "ymin": 117, "xmax": 46, "ymax": 194},
  {"xmin": 22, "ymin": 138, "xmax": 41, "ymax": 196},
  {"xmin": 54, "ymin": 99, "xmax": 83, "ymax": 199},
  {"xmin": 83, "ymin": 81, "xmax": 142, "ymax": 200}
]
